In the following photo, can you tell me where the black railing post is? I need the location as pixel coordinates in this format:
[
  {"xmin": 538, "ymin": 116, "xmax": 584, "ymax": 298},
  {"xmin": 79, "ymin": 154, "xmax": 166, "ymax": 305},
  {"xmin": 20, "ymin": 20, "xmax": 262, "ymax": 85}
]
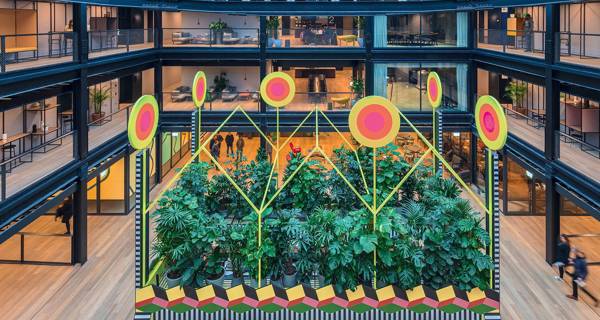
[
  {"xmin": 1, "ymin": 35, "xmax": 6, "ymax": 73},
  {"xmin": 1, "ymin": 164, "xmax": 6, "ymax": 201},
  {"xmin": 126, "ymin": 30, "xmax": 130, "ymax": 52}
]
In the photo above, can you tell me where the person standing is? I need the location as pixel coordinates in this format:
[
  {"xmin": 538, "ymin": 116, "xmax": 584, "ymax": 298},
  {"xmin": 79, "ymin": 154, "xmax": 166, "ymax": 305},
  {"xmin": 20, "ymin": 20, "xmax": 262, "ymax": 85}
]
[
  {"xmin": 265, "ymin": 141, "xmax": 273, "ymax": 163},
  {"xmin": 210, "ymin": 139, "xmax": 220, "ymax": 171},
  {"xmin": 236, "ymin": 134, "xmax": 245, "ymax": 162},
  {"xmin": 225, "ymin": 133, "xmax": 234, "ymax": 157},
  {"xmin": 554, "ymin": 234, "xmax": 571, "ymax": 281},
  {"xmin": 55, "ymin": 196, "xmax": 73, "ymax": 234},
  {"xmin": 524, "ymin": 14, "xmax": 533, "ymax": 52},
  {"xmin": 216, "ymin": 134, "xmax": 224, "ymax": 158}
]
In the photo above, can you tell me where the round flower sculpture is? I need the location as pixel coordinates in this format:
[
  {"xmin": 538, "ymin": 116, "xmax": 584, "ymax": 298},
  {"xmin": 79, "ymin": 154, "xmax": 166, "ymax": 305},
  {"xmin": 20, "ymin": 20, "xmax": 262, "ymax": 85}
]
[
  {"xmin": 128, "ymin": 95, "xmax": 159, "ymax": 150},
  {"xmin": 349, "ymin": 96, "xmax": 400, "ymax": 148},
  {"xmin": 475, "ymin": 95, "xmax": 508, "ymax": 151},
  {"xmin": 426, "ymin": 71, "xmax": 442, "ymax": 109},
  {"xmin": 192, "ymin": 71, "xmax": 208, "ymax": 108},
  {"xmin": 260, "ymin": 72, "xmax": 296, "ymax": 108}
]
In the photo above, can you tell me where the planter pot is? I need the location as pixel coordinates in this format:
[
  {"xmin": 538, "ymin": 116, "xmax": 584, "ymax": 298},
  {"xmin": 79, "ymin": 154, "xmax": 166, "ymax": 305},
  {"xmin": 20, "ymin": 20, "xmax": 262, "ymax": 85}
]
[
  {"xmin": 206, "ymin": 271, "xmax": 226, "ymax": 288},
  {"xmin": 270, "ymin": 277, "xmax": 283, "ymax": 288},
  {"xmin": 213, "ymin": 31, "xmax": 223, "ymax": 44},
  {"xmin": 358, "ymin": 38, "xmax": 364, "ymax": 47},
  {"xmin": 283, "ymin": 271, "xmax": 298, "ymax": 288},
  {"xmin": 165, "ymin": 272, "xmax": 182, "ymax": 288},
  {"xmin": 272, "ymin": 39, "xmax": 282, "ymax": 48},
  {"xmin": 317, "ymin": 275, "xmax": 326, "ymax": 289},
  {"xmin": 91, "ymin": 112, "xmax": 105, "ymax": 122},
  {"xmin": 230, "ymin": 275, "xmax": 244, "ymax": 287},
  {"xmin": 250, "ymin": 278, "xmax": 267, "ymax": 289}
]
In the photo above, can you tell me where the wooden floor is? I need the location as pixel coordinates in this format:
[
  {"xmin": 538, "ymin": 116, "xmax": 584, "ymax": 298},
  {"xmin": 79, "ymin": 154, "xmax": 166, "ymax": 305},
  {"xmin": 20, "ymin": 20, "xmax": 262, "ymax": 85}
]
[
  {"xmin": 1, "ymin": 143, "xmax": 600, "ymax": 319},
  {"xmin": 4, "ymin": 108, "xmax": 128, "ymax": 200}
]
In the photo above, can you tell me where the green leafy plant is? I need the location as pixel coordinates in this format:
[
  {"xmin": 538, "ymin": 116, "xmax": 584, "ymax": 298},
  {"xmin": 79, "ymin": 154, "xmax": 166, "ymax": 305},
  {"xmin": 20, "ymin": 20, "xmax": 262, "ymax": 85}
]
[
  {"xmin": 504, "ymin": 80, "xmax": 528, "ymax": 108},
  {"xmin": 208, "ymin": 19, "xmax": 228, "ymax": 31},
  {"xmin": 213, "ymin": 73, "xmax": 229, "ymax": 93},
  {"xmin": 89, "ymin": 86, "xmax": 111, "ymax": 114},
  {"xmin": 279, "ymin": 152, "xmax": 329, "ymax": 214},
  {"xmin": 349, "ymin": 78, "xmax": 364, "ymax": 98},
  {"xmin": 266, "ymin": 16, "xmax": 280, "ymax": 38}
]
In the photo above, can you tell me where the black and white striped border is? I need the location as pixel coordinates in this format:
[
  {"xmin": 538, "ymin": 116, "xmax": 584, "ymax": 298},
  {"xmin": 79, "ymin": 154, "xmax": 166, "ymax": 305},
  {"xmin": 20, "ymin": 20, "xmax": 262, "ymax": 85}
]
[
  {"xmin": 492, "ymin": 151, "xmax": 500, "ymax": 292},
  {"xmin": 436, "ymin": 110, "xmax": 443, "ymax": 174},
  {"xmin": 153, "ymin": 309, "xmax": 484, "ymax": 320},
  {"xmin": 192, "ymin": 110, "xmax": 198, "ymax": 161},
  {"xmin": 135, "ymin": 151, "xmax": 143, "ymax": 289}
]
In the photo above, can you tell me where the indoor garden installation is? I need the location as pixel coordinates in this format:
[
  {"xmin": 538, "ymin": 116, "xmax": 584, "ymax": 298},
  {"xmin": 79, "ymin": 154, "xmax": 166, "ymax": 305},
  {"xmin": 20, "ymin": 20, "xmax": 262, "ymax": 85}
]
[{"xmin": 134, "ymin": 72, "xmax": 502, "ymax": 316}]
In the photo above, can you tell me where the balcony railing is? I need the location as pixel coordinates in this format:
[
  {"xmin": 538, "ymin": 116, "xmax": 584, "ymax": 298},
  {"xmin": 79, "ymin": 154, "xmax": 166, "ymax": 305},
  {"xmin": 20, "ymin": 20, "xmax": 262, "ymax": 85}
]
[
  {"xmin": 88, "ymin": 29, "xmax": 154, "ymax": 56},
  {"xmin": 0, "ymin": 32, "xmax": 75, "ymax": 73},
  {"xmin": 558, "ymin": 32, "xmax": 600, "ymax": 65},
  {"xmin": 0, "ymin": 130, "xmax": 74, "ymax": 201},
  {"xmin": 163, "ymin": 28, "xmax": 260, "ymax": 47},
  {"xmin": 163, "ymin": 90, "xmax": 261, "ymax": 112},
  {"xmin": 267, "ymin": 28, "xmax": 364, "ymax": 48},
  {"xmin": 477, "ymin": 28, "xmax": 545, "ymax": 57},
  {"xmin": 268, "ymin": 91, "xmax": 357, "ymax": 112},
  {"xmin": 386, "ymin": 30, "xmax": 456, "ymax": 47}
]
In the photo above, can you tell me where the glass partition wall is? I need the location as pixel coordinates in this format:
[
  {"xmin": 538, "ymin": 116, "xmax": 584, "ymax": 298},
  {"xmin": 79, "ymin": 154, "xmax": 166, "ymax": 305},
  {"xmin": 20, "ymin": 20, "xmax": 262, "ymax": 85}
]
[
  {"xmin": 559, "ymin": 2, "xmax": 600, "ymax": 68},
  {"xmin": 162, "ymin": 66, "xmax": 261, "ymax": 112},
  {"xmin": 376, "ymin": 62, "xmax": 467, "ymax": 111},
  {"xmin": 375, "ymin": 12, "xmax": 467, "ymax": 48},
  {"xmin": 477, "ymin": 68, "xmax": 546, "ymax": 151},
  {"xmin": 477, "ymin": 6, "xmax": 546, "ymax": 58},
  {"xmin": 267, "ymin": 16, "xmax": 365, "ymax": 48},
  {"xmin": 558, "ymin": 92, "xmax": 600, "ymax": 182},
  {"xmin": 0, "ymin": 0, "xmax": 75, "ymax": 73}
]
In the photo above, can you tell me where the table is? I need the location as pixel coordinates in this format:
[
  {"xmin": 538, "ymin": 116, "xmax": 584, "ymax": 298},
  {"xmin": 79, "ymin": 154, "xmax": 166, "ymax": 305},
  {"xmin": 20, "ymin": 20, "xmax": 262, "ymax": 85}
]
[
  {"xmin": 238, "ymin": 92, "xmax": 251, "ymax": 101},
  {"xmin": 331, "ymin": 97, "xmax": 350, "ymax": 109},
  {"xmin": 337, "ymin": 35, "xmax": 358, "ymax": 46},
  {"xmin": 0, "ymin": 132, "xmax": 31, "ymax": 170}
]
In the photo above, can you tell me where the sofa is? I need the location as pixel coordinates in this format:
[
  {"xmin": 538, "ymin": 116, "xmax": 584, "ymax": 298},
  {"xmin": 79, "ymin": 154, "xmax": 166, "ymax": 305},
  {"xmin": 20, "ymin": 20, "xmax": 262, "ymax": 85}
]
[{"xmin": 171, "ymin": 32, "xmax": 193, "ymax": 45}]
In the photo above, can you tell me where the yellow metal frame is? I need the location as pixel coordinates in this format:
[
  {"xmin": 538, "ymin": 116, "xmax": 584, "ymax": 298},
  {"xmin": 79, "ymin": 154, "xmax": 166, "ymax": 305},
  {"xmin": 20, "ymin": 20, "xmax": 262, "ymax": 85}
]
[{"xmin": 143, "ymin": 102, "xmax": 494, "ymax": 288}]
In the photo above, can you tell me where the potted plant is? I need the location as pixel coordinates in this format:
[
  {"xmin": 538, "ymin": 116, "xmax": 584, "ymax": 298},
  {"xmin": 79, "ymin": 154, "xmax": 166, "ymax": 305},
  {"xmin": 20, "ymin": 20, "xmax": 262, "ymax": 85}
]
[
  {"xmin": 209, "ymin": 19, "xmax": 228, "ymax": 44},
  {"xmin": 213, "ymin": 73, "xmax": 230, "ymax": 95},
  {"xmin": 225, "ymin": 223, "xmax": 247, "ymax": 286},
  {"xmin": 504, "ymin": 80, "xmax": 528, "ymax": 115},
  {"xmin": 89, "ymin": 86, "xmax": 110, "ymax": 122},
  {"xmin": 153, "ymin": 187, "xmax": 199, "ymax": 288},
  {"xmin": 266, "ymin": 16, "xmax": 281, "ymax": 47},
  {"xmin": 349, "ymin": 77, "xmax": 364, "ymax": 103}
]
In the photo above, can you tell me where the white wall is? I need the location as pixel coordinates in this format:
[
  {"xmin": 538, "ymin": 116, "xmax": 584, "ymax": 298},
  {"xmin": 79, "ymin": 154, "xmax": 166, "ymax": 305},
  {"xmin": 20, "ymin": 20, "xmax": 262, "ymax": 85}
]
[
  {"xmin": 142, "ymin": 68, "xmax": 154, "ymax": 95},
  {"xmin": 162, "ymin": 66, "xmax": 183, "ymax": 91}
]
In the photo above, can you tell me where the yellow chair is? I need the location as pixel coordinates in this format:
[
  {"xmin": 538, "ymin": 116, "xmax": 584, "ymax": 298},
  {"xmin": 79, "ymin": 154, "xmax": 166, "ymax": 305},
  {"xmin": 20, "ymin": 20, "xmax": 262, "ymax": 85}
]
[
  {"xmin": 331, "ymin": 97, "xmax": 351, "ymax": 109},
  {"xmin": 337, "ymin": 35, "xmax": 358, "ymax": 47}
]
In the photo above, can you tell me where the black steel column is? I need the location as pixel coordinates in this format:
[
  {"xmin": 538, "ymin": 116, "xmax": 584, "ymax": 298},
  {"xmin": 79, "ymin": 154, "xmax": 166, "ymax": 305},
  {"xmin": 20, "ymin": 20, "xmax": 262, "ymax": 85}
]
[
  {"xmin": 544, "ymin": 4, "xmax": 561, "ymax": 264},
  {"xmin": 154, "ymin": 60, "xmax": 163, "ymax": 112},
  {"xmin": 467, "ymin": 10, "xmax": 476, "ymax": 49},
  {"xmin": 259, "ymin": 16, "xmax": 267, "ymax": 113},
  {"xmin": 365, "ymin": 16, "xmax": 374, "ymax": 96},
  {"xmin": 72, "ymin": 3, "xmax": 89, "ymax": 265},
  {"xmin": 154, "ymin": 10, "xmax": 163, "ymax": 49}
]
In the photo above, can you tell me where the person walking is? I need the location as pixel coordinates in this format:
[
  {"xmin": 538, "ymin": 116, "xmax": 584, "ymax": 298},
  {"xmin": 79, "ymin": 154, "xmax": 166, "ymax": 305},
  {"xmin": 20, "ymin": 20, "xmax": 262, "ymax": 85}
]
[
  {"xmin": 554, "ymin": 234, "xmax": 571, "ymax": 281},
  {"xmin": 55, "ymin": 196, "xmax": 73, "ymax": 235},
  {"xmin": 567, "ymin": 249, "xmax": 598, "ymax": 306},
  {"xmin": 236, "ymin": 134, "xmax": 245, "ymax": 162},
  {"xmin": 524, "ymin": 14, "xmax": 533, "ymax": 52},
  {"xmin": 225, "ymin": 133, "xmax": 234, "ymax": 157}
]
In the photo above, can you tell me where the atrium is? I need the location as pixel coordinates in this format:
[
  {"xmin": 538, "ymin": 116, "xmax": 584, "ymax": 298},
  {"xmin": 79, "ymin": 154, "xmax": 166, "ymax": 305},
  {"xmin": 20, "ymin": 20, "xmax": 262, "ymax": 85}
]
[{"xmin": 0, "ymin": 1, "xmax": 599, "ymax": 320}]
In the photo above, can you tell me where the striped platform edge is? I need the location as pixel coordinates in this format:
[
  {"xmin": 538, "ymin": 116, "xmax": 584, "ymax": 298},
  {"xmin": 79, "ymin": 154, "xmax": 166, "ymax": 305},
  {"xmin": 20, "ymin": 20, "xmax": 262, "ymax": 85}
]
[{"xmin": 136, "ymin": 284, "xmax": 499, "ymax": 315}]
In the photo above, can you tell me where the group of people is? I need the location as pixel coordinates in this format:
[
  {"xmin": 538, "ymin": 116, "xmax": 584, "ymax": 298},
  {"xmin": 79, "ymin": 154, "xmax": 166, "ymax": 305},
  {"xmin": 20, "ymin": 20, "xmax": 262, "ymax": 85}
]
[
  {"xmin": 553, "ymin": 234, "xmax": 598, "ymax": 306},
  {"xmin": 209, "ymin": 133, "xmax": 245, "ymax": 167}
]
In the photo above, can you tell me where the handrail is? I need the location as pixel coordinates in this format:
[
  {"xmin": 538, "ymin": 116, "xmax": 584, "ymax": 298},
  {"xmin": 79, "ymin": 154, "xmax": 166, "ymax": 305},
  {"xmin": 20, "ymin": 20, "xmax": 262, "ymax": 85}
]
[
  {"xmin": 0, "ymin": 31, "xmax": 74, "ymax": 37},
  {"xmin": 556, "ymin": 130, "xmax": 600, "ymax": 155},
  {"xmin": 501, "ymin": 105, "xmax": 545, "ymax": 125},
  {"xmin": 88, "ymin": 104, "xmax": 131, "ymax": 126},
  {"xmin": 17, "ymin": 231, "xmax": 72, "ymax": 238},
  {"xmin": 0, "ymin": 130, "xmax": 74, "ymax": 167}
]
